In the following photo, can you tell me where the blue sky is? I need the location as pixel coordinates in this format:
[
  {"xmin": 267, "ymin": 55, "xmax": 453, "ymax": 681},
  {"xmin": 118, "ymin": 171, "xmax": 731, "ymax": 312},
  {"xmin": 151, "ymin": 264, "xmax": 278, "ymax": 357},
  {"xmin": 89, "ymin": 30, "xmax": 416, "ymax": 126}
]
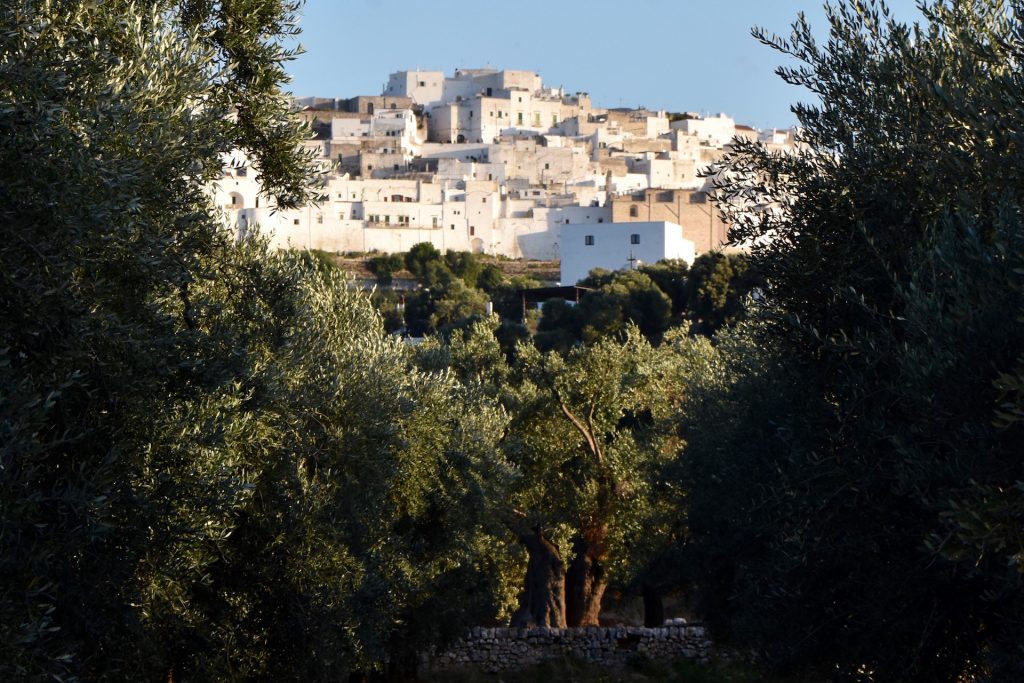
[{"xmin": 286, "ymin": 1, "xmax": 925, "ymax": 129}]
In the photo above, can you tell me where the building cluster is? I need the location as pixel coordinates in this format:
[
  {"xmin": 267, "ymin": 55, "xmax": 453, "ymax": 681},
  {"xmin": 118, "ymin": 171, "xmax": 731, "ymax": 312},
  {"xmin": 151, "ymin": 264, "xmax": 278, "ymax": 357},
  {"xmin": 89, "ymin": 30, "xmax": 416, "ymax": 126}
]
[{"xmin": 214, "ymin": 68, "xmax": 796, "ymax": 283}]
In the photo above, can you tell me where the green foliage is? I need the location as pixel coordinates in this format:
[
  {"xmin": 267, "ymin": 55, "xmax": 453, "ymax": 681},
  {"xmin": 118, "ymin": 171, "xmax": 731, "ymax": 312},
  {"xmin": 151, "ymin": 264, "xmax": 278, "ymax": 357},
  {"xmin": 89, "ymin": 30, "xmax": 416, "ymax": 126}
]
[
  {"xmin": 414, "ymin": 320, "xmax": 715, "ymax": 623},
  {"xmin": 683, "ymin": 253, "xmax": 756, "ymax": 336},
  {"xmin": 639, "ymin": 259, "xmax": 691, "ymax": 318},
  {"xmin": 368, "ymin": 252, "xmax": 405, "ymax": 285},
  {"xmin": 445, "ymin": 249, "xmax": 483, "ymax": 288},
  {"xmin": 0, "ymin": 3, "xmax": 508, "ymax": 680},
  {"xmin": 536, "ymin": 270, "xmax": 673, "ymax": 352},
  {"xmin": 0, "ymin": 2, "xmax": 294, "ymax": 677},
  {"xmin": 681, "ymin": 2, "xmax": 1024, "ymax": 680},
  {"xmin": 477, "ymin": 263, "xmax": 506, "ymax": 293},
  {"xmin": 298, "ymin": 247, "xmax": 342, "ymax": 273},
  {"xmin": 405, "ymin": 241, "xmax": 443, "ymax": 278}
]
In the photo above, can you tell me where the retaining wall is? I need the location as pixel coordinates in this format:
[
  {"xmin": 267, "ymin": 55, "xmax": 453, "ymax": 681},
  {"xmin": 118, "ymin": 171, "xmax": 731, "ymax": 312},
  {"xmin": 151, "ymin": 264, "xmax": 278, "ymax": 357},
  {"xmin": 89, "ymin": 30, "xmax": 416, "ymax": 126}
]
[{"xmin": 429, "ymin": 624, "xmax": 712, "ymax": 673}]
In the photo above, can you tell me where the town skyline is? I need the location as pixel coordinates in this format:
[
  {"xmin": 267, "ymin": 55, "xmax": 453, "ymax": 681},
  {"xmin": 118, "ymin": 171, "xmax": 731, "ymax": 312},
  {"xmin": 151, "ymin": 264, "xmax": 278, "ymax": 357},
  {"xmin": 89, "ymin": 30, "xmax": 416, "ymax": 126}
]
[{"xmin": 285, "ymin": 0, "xmax": 925, "ymax": 129}]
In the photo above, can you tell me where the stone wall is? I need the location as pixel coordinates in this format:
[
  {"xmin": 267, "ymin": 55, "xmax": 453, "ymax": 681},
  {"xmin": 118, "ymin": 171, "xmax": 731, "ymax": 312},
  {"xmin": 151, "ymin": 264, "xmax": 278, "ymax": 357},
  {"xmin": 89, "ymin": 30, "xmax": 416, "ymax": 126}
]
[{"xmin": 428, "ymin": 624, "xmax": 712, "ymax": 673}]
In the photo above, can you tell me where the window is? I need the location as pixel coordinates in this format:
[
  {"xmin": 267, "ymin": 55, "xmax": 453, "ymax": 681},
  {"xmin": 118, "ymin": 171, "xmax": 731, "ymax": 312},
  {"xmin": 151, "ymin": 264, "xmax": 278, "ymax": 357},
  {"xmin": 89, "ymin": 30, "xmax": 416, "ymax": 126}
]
[
  {"xmin": 631, "ymin": 233, "xmax": 640, "ymax": 245},
  {"xmin": 293, "ymin": 219, "xmax": 300, "ymax": 225},
  {"xmin": 517, "ymin": 112, "xmax": 523, "ymax": 124},
  {"xmin": 534, "ymin": 112, "xmax": 541, "ymax": 126},
  {"xmin": 584, "ymin": 235, "xmax": 595, "ymax": 246},
  {"xmin": 552, "ymin": 114, "xmax": 558, "ymax": 126},
  {"xmin": 629, "ymin": 205, "xmax": 639, "ymax": 217},
  {"xmin": 544, "ymin": 163, "xmax": 550, "ymax": 170},
  {"xmin": 432, "ymin": 216, "xmax": 438, "ymax": 228},
  {"xmin": 469, "ymin": 226, "xmax": 475, "ymax": 236},
  {"xmin": 451, "ymin": 224, "xmax": 455, "ymax": 230},
  {"xmin": 383, "ymin": 215, "xmax": 390, "ymax": 225},
  {"xmin": 418, "ymin": 80, "xmax": 425, "ymax": 87},
  {"xmin": 316, "ymin": 214, "xmax": 323, "ymax": 224}
]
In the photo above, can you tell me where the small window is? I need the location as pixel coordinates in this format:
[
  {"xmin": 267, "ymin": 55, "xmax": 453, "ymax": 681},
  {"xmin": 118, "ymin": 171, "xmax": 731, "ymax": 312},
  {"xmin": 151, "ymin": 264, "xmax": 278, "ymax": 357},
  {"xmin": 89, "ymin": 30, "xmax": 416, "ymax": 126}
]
[
  {"xmin": 629, "ymin": 205, "xmax": 639, "ymax": 217},
  {"xmin": 584, "ymin": 235, "xmax": 595, "ymax": 246},
  {"xmin": 469, "ymin": 226, "xmax": 475, "ymax": 236},
  {"xmin": 631, "ymin": 234, "xmax": 640, "ymax": 245},
  {"xmin": 316, "ymin": 214, "xmax": 323, "ymax": 224},
  {"xmin": 293, "ymin": 219, "xmax": 300, "ymax": 225},
  {"xmin": 451, "ymin": 224, "xmax": 455, "ymax": 230},
  {"xmin": 517, "ymin": 112, "xmax": 523, "ymax": 124},
  {"xmin": 432, "ymin": 217, "xmax": 438, "ymax": 227}
]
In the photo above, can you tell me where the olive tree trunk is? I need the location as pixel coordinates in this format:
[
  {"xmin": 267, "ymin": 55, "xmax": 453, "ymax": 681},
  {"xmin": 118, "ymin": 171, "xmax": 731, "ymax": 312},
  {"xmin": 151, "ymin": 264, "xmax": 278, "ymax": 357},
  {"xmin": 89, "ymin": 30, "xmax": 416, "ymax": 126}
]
[
  {"xmin": 510, "ymin": 528, "xmax": 567, "ymax": 628},
  {"xmin": 565, "ymin": 533, "xmax": 607, "ymax": 627}
]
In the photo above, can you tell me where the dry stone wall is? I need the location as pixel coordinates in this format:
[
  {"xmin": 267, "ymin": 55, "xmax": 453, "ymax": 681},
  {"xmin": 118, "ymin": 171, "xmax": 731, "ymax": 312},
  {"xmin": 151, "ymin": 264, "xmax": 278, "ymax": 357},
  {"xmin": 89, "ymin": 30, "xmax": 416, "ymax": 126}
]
[{"xmin": 429, "ymin": 624, "xmax": 712, "ymax": 673}]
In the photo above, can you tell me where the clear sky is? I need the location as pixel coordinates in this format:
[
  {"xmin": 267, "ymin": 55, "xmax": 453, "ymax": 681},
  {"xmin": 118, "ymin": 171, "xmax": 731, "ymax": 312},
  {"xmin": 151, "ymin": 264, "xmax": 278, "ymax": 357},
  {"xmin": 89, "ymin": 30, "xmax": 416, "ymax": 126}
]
[{"xmin": 286, "ymin": 0, "xmax": 925, "ymax": 130}]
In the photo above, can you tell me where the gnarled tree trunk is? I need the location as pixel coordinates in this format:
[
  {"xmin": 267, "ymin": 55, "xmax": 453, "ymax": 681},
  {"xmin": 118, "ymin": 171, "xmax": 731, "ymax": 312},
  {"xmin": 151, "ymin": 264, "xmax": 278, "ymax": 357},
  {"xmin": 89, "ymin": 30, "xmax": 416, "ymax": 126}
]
[
  {"xmin": 565, "ymin": 532, "xmax": 607, "ymax": 627},
  {"xmin": 510, "ymin": 527, "xmax": 567, "ymax": 628}
]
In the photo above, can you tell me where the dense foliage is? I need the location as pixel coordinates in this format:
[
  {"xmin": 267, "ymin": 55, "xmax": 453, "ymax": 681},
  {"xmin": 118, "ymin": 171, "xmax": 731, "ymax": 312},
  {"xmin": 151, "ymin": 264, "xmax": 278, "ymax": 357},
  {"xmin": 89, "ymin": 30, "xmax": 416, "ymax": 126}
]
[
  {"xmin": 1, "ymin": 2, "xmax": 507, "ymax": 680},
  {"xmin": 678, "ymin": 1, "xmax": 1024, "ymax": 681},
  {"xmin": 9, "ymin": 1, "xmax": 1021, "ymax": 682}
]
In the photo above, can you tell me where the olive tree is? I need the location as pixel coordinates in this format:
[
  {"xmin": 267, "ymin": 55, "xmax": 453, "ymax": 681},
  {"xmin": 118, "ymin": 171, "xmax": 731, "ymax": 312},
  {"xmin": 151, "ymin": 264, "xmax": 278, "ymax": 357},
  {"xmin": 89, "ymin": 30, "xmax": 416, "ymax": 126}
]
[{"xmin": 682, "ymin": 2, "xmax": 1024, "ymax": 680}]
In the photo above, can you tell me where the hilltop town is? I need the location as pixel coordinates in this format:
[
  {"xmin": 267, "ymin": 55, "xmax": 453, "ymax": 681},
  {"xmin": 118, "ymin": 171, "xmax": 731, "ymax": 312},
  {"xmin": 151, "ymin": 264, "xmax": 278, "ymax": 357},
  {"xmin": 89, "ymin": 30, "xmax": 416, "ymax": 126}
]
[{"xmin": 215, "ymin": 68, "xmax": 796, "ymax": 283}]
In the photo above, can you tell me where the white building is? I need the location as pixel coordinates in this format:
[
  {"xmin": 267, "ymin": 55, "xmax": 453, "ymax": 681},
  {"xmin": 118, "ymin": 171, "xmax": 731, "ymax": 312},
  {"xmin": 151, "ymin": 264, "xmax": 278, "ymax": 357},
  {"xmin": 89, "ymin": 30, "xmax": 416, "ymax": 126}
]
[
  {"xmin": 670, "ymin": 113, "xmax": 737, "ymax": 148},
  {"xmin": 559, "ymin": 221, "xmax": 695, "ymax": 285},
  {"xmin": 234, "ymin": 68, "xmax": 797, "ymax": 261}
]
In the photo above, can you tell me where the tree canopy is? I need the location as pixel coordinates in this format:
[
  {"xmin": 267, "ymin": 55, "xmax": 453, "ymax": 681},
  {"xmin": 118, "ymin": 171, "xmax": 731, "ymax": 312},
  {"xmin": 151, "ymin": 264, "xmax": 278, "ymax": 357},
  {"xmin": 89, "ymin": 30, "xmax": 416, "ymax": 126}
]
[
  {"xmin": 678, "ymin": 1, "xmax": 1024, "ymax": 680},
  {"xmin": 1, "ymin": 3, "xmax": 507, "ymax": 680}
]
